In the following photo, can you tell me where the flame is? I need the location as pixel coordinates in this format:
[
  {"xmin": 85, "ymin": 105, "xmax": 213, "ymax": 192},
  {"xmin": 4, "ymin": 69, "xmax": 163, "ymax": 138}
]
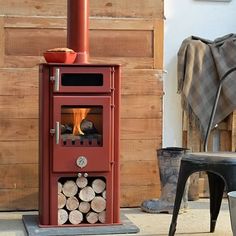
[{"xmin": 73, "ymin": 108, "xmax": 90, "ymax": 135}]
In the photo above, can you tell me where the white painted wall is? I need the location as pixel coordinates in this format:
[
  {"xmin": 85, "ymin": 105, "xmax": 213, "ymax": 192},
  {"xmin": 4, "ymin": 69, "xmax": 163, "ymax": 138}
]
[{"xmin": 163, "ymin": 0, "xmax": 236, "ymax": 147}]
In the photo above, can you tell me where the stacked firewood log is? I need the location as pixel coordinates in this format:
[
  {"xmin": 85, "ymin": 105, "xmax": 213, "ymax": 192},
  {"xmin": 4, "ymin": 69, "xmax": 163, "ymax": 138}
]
[{"xmin": 58, "ymin": 176, "xmax": 106, "ymax": 225}]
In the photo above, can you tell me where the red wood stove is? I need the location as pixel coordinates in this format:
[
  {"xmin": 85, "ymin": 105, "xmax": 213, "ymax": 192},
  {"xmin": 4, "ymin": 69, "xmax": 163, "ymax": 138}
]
[{"xmin": 39, "ymin": 0, "xmax": 120, "ymax": 227}]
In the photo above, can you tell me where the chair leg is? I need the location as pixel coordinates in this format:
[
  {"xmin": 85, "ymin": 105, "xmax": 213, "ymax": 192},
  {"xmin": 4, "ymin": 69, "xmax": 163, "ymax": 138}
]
[
  {"xmin": 168, "ymin": 164, "xmax": 191, "ymax": 236},
  {"xmin": 207, "ymin": 172, "xmax": 225, "ymax": 233}
]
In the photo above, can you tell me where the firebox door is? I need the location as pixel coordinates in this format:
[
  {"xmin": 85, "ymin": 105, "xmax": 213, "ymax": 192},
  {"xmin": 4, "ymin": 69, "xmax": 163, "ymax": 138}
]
[{"xmin": 52, "ymin": 96, "xmax": 113, "ymax": 173}]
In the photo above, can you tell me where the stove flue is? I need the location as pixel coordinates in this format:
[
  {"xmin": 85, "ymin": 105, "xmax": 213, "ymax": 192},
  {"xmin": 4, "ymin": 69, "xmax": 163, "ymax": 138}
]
[{"xmin": 67, "ymin": 0, "xmax": 89, "ymax": 64}]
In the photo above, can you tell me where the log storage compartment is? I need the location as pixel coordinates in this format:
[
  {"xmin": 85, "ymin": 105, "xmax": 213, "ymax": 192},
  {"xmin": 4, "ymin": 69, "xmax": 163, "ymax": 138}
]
[
  {"xmin": 39, "ymin": 64, "xmax": 120, "ymax": 226},
  {"xmin": 58, "ymin": 176, "xmax": 107, "ymax": 225}
]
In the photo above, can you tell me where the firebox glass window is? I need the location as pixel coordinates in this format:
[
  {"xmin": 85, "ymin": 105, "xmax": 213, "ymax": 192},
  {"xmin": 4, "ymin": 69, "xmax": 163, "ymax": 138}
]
[
  {"xmin": 61, "ymin": 73, "xmax": 103, "ymax": 86},
  {"xmin": 61, "ymin": 106, "xmax": 103, "ymax": 147}
]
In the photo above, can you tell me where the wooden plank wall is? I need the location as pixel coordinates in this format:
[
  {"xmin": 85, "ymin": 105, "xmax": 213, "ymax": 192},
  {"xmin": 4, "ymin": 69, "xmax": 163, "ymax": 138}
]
[{"xmin": 0, "ymin": 0, "xmax": 164, "ymax": 210}]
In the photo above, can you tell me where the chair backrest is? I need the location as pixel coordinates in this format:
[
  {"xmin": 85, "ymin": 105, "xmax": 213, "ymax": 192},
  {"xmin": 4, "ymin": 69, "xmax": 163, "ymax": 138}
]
[{"xmin": 203, "ymin": 66, "xmax": 236, "ymax": 152}]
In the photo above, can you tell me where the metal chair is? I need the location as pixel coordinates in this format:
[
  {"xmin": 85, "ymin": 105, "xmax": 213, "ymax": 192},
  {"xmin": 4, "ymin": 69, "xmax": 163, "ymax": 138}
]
[{"xmin": 168, "ymin": 67, "xmax": 236, "ymax": 236}]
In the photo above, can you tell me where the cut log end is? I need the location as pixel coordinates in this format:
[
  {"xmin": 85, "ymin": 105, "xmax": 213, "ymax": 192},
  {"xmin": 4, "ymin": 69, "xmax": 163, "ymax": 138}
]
[
  {"xmin": 62, "ymin": 180, "xmax": 78, "ymax": 197},
  {"xmin": 58, "ymin": 182, "xmax": 63, "ymax": 194},
  {"xmin": 86, "ymin": 211, "xmax": 99, "ymax": 224},
  {"xmin": 76, "ymin": 176, "xmax": 88, "ymax": 189},
  {"xmin": 79, "ymin": 201, "xmax": 91, "ymax": 214},
  {"xmin": 58, "ymin": 193, "xmax": 66, "ymax": 209},
  {"xmin": 91, "ymin": 196, "xmax": 106, "ymax": 213},
  {"xmin": 92, "ymin": 179, "xmax": 106, "ymax": 194},
  {"xmin": 66, "ymin": 196, "xmax": 79, "ymax": 211},
  {"xmin": 79, "ymin": 186, "xmax": 95, "ymax": 202},
  {"xmin": 102, "ymin": 190, "xmax": 106, "ymax": 199},
  {"xmin": 69, "ymin": 210, "xmax": 83, "ymax": 225},
  {"xmin": 58, "ymin": 209, "xmax": 68, "ymax": 225},
  {"xmin": 98, "ymin": 211, "xmax": 106, "ymax": 224}
]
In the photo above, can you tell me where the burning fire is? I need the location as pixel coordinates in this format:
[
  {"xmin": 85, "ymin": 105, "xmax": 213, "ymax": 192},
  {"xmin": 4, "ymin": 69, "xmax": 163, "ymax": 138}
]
[{"xmin": 73, "ymin": 108, "xmax": 90, "ymax": 135}]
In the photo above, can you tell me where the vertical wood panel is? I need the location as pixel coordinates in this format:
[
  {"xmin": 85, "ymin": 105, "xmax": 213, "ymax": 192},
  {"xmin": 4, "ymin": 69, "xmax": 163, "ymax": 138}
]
[
  {"xmin": 220, "ymin": 130, "xmax": 231, "ymax": 151},
  {"xmin": 231, "ymin": 111, "xmax": 236, "ymax": 151},
  {"xmin": 0, "ymin": 17, "xmax": 4, "ymax": 67},
  {"xmin": 154, "ymin": 19, "xmax": 164, "ymax": 69}
]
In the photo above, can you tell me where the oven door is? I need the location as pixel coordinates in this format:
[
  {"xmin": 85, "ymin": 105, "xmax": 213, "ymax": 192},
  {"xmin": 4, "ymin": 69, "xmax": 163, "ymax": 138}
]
[
  {"xmin": 52, "ymin": 96, "xmax": 112, "ymax": 172},
  {"xmin": 51, "ymin": 67, "xmax": 113, "ymax": 93}
]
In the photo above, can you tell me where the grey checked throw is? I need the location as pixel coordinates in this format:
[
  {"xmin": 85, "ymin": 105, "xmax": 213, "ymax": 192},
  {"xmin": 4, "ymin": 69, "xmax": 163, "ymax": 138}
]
[{"xmin": 178, "ymin": 34, "xmax": 236, "ymax": 139}]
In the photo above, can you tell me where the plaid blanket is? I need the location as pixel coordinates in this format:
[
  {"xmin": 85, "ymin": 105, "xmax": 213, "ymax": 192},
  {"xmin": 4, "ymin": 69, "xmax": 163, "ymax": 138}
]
[{"xmin": 178, "ymin": 34, "xmax": 236, "ymax": 139}]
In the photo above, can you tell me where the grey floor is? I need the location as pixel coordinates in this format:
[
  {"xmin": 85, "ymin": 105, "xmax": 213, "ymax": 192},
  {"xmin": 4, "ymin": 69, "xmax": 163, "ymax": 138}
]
[{"xmin": 0, "ymin": 199, "xmax": 232, "ymax": 236}]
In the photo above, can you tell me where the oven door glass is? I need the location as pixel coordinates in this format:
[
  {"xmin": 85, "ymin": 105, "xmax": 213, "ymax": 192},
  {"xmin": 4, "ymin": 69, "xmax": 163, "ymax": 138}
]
[{"xmin": 52, "ymin": 96, "xmax": 112, "ymax": 172}]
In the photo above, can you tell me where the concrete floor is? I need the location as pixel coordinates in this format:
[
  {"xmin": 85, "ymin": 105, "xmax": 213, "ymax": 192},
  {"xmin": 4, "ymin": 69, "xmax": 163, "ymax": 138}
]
[{"xmin": 0, "ymin": 199, "xmax": 232, "ymax": 236}]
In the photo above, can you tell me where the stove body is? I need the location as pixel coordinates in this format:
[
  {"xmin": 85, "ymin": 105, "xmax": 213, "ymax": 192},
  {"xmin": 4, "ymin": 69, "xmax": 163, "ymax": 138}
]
[{"xmin": 39, "ymin": 63, "xmax": 120, "ymax": 226}]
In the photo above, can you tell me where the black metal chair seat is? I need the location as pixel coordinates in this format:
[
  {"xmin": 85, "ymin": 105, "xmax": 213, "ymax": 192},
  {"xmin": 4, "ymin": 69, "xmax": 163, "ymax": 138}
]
[
  {"xmin": 168, "ymin": 67, "xmax": 236, "ymax": 236},
  {"xmin": 183, "ymin": 152, "xmax": 236, "ymax": 164}
]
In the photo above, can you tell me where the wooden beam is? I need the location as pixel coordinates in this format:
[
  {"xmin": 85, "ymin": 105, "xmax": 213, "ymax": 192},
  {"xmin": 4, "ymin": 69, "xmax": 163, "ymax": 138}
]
[
  {"xmin": 121, "ymin": 95, "xmax": 162, "ymax": 119},
  {"xmin": 0, "ymin": 0, "xmax": 164, "ymax": 19},
  {"xmin": 0, "ymin": 163, "xmax": 38, "ymax": 188},
  {"xmin": 0, "ymin": 141, "xmax": 38, "ymax": 164},
  {"xmin": 0, "ymin": 95, "xmax": 38, "ymax": 119},
  {"xmin": 120, "ymin": 160, "xmax": 159, "ymax": 186},
  {"xmin": 0, "ymin": 68, "xmax": 38, "ymax": 96},
  {"xmin": 4, "ymin": 55, "xmax": 154, "ymax": 69},
  {"xmin": 5, "ymin": 28, "xmax": 153, "ymax": 58},
  {"xmin": 0, "ymin": 118, "xmax": 38, "ymax": 141},
  {"xmin": 0, "ymin": 188, "xmax": 38, "ymax": 210},
  {"xmin": 121, "ymin": 118, "xmax": 162, "ymax": 140},
  {"xmin": 5, "ymin": 16, "xmax": 154, "ymax": 30},
  {"xmin": 0, "ymin": 68, "xmax": 163, "ymax": 95},
  {"xmin": 121, "ymin": 185, "xmax": 160, "ymax": 207},
  {"xmin": 120, "ymin": 139, "xmax": 161, "ymax": 162},
  {"xmin": 90, "ymin": 18, "xmax": 154, "ymax": 30},
  {"xmin": 90, "ymin": 0, "xmax": 164, "ymax": 18},
  {"xmin": 122, "ymin": 69, "xmax": 163, "ymax": 95}
]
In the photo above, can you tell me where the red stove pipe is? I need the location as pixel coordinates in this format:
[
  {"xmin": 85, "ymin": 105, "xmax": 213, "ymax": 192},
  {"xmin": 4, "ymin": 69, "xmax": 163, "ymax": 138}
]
[{"xmin": 67, "ymin": 0, "xmax": 89, "ymax": 64}]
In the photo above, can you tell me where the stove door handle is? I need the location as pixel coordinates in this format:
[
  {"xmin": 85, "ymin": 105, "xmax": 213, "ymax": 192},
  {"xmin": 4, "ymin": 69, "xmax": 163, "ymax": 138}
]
[
  {"xmin": 54, "ymin": 68, "xmax": 60, "ymax": 92},
  {"xmin": 55, "ymin": 121, "xmax": 60, "ymax": 145},
  {"xmin": 50, "ymin": 68, "xmax": 60, "ymax": 92}
]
